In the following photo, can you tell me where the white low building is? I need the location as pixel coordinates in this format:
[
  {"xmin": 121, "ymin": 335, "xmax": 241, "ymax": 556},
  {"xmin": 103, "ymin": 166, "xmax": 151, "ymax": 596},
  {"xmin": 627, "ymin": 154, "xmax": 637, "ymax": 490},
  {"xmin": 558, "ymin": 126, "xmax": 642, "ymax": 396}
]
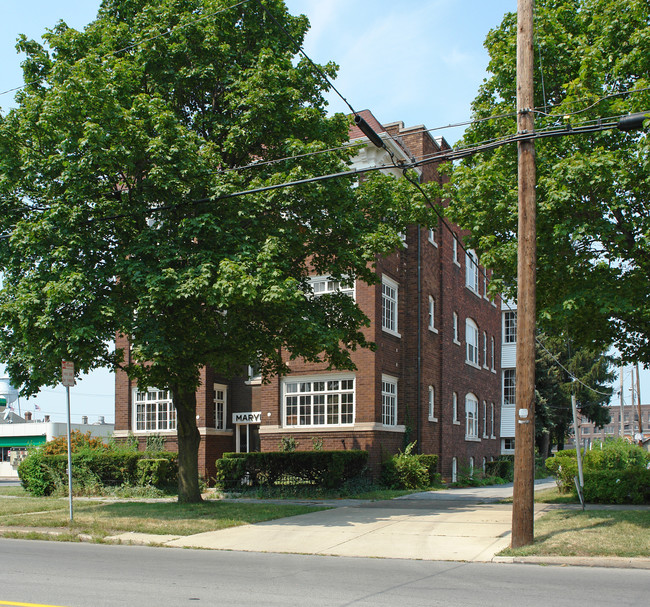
[{"xmin": 0, "ymin": 408, "xmax": 114, "ymax": 479}]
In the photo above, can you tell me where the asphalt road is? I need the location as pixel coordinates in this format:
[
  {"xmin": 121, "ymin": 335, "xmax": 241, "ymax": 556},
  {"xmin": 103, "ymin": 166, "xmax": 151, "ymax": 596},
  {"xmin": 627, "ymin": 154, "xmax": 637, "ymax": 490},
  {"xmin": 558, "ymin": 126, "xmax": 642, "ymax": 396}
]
[{"xmin": 1, "ymin": 539, "xmax": 647, "ymax": 607}]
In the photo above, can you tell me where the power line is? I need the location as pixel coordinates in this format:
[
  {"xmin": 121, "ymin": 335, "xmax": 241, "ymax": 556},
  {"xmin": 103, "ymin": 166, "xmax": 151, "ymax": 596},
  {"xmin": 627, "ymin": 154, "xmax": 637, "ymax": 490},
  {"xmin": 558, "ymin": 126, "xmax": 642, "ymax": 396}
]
[{"xmin": 254, "ymin": 0, "xmax": 357, "ymax": 116}]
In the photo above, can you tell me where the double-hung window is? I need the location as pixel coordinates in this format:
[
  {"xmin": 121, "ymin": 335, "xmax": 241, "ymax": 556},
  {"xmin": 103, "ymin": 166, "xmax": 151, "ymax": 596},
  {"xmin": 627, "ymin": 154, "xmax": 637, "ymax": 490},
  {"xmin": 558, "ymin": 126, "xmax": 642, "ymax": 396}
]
[
  {"xmin": 428, "ymin": 385, "xmax": 436, "ymax": 421},
  {"xmin": 381, "ymin": 276, "xmax": 399, "ymax": 336},
  {"xmin": 382, "ymin": 375, "xmax": 398, "ymax": 426},
  {"xmin": 134, "ymin": 388, "xmax": 176, "ymax": 432},
  {"xmin": 428, "ymin": 296, "xmax": 437, "ymax": 332},
  {"xmin": 466, "ymin": 318, "xmax": 479, "ymax": 366},
  {"xmin": 465, "ymin": 393, "xmax": 479, "ymax": 439},
  {"xmin": 283, "ymin": 377, "xmax": 355, "ymax": 427},
  {"xmin": 503, "ymin": 369, "xmax": 516, "ymax": 405},
  {"xmin": 482, "ymin": 400, "xmax": 488, "ymax": 438},
  {"xmin": 466, "ymin": 250, "xmax": 479, "ymax": 293},
  {"xmin": 214, "ymin": 384, "xmax": 227, "ymax": 430},
  {"xmin": 504, "ymin": 311, "xmax": 517, "ymax": 344}
]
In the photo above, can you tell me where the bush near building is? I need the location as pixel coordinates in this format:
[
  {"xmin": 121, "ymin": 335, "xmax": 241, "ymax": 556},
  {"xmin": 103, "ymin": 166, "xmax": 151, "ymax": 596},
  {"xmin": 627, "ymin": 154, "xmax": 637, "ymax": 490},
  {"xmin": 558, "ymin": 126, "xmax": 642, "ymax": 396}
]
[
  {"xmin": 18, "ymin": 434, "xmax": 177, "ymax": 496},
  {"xmin": 381, "ymin": 443, "xmax": 440, "ymax": 490},
  {"xmin": 215, "ymin": 450, "xmax": 369, "ymax": 490},
  {"xmin": 546, "ymin": 439, "xmax": 650, "ymax": 504}
]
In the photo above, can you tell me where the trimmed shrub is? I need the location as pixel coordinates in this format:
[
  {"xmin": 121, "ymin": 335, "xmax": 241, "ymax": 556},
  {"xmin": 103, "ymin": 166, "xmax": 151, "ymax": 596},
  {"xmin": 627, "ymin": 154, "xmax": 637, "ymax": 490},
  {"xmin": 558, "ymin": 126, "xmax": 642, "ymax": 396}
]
[
  {"xmin": 137, "ymin": 458, "xmax": 176, "ymax": 487},
  {"xmin": 546, "ymin": 439, "xmax": 650, "ymax": 502},
  {"xmin": 18, "ymin": 450, "xmax": 178, "ymax": 496},
  {"xmin": 582, "ymin": 467, "xmax": 650, "ymax": 504},
  {"xmin": 215, "ymin": 450, "xmax": 368, "ymax": 490}
]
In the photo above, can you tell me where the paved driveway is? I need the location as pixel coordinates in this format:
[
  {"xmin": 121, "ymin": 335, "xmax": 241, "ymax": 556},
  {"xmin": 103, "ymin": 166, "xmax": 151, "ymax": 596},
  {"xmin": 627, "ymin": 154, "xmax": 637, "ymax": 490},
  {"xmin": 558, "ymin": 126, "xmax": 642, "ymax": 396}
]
[{"xmin": 159, "ymin": 480, "xmax": 556, "ymax": 561}]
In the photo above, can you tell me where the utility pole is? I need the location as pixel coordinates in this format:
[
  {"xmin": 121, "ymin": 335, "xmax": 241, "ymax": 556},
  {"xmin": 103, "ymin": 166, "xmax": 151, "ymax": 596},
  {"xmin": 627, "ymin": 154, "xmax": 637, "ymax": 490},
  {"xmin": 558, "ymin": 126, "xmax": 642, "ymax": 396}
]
[
  {"xmin": 619, "ymin": 365, "xmax": 625, "ymax": 437},
  {"xmin": 635, "ymin": 362, "xmax": 643, "ymax": 441},
  {"xmin": 511, "ymin": 0, "xmax": 537, "ymax": 548}
]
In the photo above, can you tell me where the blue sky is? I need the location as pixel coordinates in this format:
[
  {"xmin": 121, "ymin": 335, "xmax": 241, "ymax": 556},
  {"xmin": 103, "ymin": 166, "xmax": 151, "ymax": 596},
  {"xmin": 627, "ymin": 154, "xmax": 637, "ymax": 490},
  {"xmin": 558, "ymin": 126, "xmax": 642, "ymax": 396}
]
[{"xmin": 0, "ymin": 1, "xmax": 645, "ymax": 421}]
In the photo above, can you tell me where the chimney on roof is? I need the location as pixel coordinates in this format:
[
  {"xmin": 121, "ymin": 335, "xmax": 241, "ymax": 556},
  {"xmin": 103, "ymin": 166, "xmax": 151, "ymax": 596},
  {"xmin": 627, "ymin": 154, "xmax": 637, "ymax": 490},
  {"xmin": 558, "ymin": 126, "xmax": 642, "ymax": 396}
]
[
  {"xmin": 81, "ymin": 416, "xmax": 88, "ymax": 425},
  {"xmin": 24, "ymin": 411, "xmax": 32, "ymax": 421},
  {"xmin": 44, "ymin": 415, "xmax": 50, "ymax": 422},
  {"xmin": 98, "ymin": 416, "xmax": 105, "ymax": 424}
]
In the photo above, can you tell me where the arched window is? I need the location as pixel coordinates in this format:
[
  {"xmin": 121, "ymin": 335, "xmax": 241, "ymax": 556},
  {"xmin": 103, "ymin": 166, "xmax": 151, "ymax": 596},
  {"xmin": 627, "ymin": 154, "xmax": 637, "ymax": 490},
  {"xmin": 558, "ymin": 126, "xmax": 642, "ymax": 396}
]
[
  {"xmin": 465, "ymin": 393, "xmax": 479, "ymax": 439},
  {"xmin": 428, "ymin": 385, "xmax": 436, "ymax": 420}
]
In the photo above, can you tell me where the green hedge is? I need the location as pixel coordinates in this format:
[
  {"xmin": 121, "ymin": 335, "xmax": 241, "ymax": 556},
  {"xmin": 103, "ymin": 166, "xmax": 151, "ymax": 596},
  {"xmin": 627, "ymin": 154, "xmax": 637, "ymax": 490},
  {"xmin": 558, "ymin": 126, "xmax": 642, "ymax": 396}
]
[
  {"xmin": 582, "ymin": 467, "xmax": 650, "ymax": 504},
  {"xmin": 545, "ymin": 439, "xmax": 650, "ymax": 503},
  {"xmin": 485, "ymin": 456, "xmax": 514, "ymax": 482},
  {"xmin": 215, "ymin": 450, "xmax": 368, "ymax": 490},
  {"xmin": 18, "ymin": 451, "xmax": 178, "ymax": 496}
]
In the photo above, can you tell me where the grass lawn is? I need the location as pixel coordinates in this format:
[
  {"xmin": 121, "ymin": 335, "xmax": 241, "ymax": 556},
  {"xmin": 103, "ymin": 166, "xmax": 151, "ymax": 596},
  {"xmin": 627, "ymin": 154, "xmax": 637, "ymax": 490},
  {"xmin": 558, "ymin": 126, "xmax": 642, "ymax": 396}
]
[
  {"xmin": 0, "ymin": 491, "xmax": 327, "ymax": 542},
  {"xmin": 500, "ymin": 509, "xmax": 650, "ymax": 558}
]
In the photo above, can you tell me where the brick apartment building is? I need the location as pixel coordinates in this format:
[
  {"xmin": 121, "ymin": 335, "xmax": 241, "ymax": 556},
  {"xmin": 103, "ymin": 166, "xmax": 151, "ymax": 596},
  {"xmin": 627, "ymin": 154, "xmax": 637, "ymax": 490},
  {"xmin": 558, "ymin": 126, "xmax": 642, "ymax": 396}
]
[{"xmin": 113, "ymin": 112, "xmax": 503, "ymax": 482}]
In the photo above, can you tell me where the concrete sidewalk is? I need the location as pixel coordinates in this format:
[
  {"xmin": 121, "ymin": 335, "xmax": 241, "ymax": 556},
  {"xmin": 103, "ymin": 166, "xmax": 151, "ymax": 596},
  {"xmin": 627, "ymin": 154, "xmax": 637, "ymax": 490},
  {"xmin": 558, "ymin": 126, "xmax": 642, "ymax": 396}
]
[{"xmin": 110, "ymin": 480, "xmax": 559, "ymax": 562}]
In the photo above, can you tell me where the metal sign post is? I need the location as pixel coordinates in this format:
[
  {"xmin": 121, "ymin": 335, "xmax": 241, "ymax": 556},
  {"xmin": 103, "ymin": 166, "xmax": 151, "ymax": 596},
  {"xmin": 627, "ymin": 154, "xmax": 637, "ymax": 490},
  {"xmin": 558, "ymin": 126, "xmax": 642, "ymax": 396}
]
[{"xmin": 61, "ymin": 360, "xmax": 75, "ymax": 522}]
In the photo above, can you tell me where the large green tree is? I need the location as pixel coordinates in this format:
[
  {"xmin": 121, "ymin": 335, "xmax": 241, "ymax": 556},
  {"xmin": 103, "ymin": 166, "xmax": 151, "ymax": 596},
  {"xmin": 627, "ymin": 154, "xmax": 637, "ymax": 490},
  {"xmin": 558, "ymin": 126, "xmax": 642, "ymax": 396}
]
[
  {"xmin": 0, "ymin": 0, "xmax": 430, "ymax": 502},
  {"xmin": 448, "ymin": 0, "xmax": 650, "ymax": 362}
]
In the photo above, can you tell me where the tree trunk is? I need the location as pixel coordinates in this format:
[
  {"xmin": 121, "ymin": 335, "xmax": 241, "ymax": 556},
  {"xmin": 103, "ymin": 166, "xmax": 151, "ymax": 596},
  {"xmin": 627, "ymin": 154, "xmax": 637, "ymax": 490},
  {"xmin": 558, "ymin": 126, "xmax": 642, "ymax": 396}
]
[
  {"xmin": 539, "ymin": 430, "xmax": 550, "ymax": 462},
  {"xmin": 173, "ymin": 387, "xmax": 203, "ymax": 503}
]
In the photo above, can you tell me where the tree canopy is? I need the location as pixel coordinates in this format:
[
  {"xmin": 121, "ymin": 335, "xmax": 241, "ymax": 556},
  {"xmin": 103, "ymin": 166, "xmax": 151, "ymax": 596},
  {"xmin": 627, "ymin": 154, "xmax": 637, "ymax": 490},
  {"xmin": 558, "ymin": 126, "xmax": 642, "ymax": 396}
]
[
  {"xmin": 535, "ymin": 335, "xmax": 614, "ymax": 458},
  {"xmin": 0, "ymin": 0, "xmax": 431, "ymax": 501},
  {"xmin": 448, "ymin": 0, "xmax": 650, "ymax": 363}
]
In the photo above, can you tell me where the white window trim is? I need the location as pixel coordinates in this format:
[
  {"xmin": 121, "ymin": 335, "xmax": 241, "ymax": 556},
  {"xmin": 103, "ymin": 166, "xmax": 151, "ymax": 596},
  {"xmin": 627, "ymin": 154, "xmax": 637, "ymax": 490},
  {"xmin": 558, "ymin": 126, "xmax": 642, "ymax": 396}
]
[
  {"xmin": 452, "ymin": 236, "xmax": 460, "ymax": 267},
  {"xmin": 214, "ymin": 383, "xmax": 228, "ymax": 431},
  {"xmin": 453, "ymin": 311, "xmax": 460, "ymax": 345},
  {"xmin": 309, "ymin": 274, "xmax": 356, "ymax": 300},
  {"xmin": 132, "ymin": 387, "xmax": 176, "ymax": 433},
  {"xmin": 482, "ymin": 400, "xmax": 488, "ymax": 438},
  {"xmin": 428, "ymin": 227, "xmax": 438, "ymax": 247},
  {"xmin": 452, "ymin": 392, "xmax": 460, "ymax": 424},
  {"xmin": 482, "ymin": 331, "xmax": 489, "ymax": 369},
  {"xmin": 382, "ymin": 374, "xmax": 398, "ymax": 427},
  {"xmin": 282, "ymin": 374, "xmax": 355, "ymax": 428},
  {"xmin": 490, "ymin": 402, "xmax": 496, "ymax": 438},
  {"xmin": 428, "ymin": 385, "xmax": 437, "ymax": 422},
  {"xmin": 465, "ymin": 393, "xmax": 479, "ymax": 441},
  {"xmin": 428, "ymin": 295, "xmax": 438, "ymax": 333},
  {"xmin": 465, "ymin": 249, "xmax": 480, "ymax": 295},
  {"xmin": 381, "ymin": 275, "xmax": 401, "ymax": 337},
  {"xmin": 465, "ymin": 318, "xmax": 480, "ymax": 368},
  {"xmin": 503, "ymin": 310, "xmax": 517, "ymax": 344},
  {"xmin": 503, "ymin": 369, "xmax": 516, "ymax": 405},
  {"xmin": 490, "ymin": 337, "xmax": 496, "ymax": 372}
]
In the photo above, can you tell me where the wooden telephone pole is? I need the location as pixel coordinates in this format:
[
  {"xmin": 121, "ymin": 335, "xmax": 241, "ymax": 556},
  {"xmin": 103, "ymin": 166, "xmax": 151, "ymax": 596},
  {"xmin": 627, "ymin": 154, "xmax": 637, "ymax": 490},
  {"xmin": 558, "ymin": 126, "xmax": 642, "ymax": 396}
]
[{"xmin": 511, "ymin": 0, "xmax": 537, "ymax": 548}]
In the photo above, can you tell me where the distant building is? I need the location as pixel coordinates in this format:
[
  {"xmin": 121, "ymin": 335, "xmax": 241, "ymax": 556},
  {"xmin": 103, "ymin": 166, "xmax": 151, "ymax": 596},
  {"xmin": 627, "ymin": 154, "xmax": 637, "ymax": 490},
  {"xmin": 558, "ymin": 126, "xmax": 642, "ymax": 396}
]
[
  {"xmin": 572, "ymin": 403, "xmax": 650, "ymax": 450},
  {"xmin": 0, "ymin": 407, "xmax": 114, "ymax": 479}
]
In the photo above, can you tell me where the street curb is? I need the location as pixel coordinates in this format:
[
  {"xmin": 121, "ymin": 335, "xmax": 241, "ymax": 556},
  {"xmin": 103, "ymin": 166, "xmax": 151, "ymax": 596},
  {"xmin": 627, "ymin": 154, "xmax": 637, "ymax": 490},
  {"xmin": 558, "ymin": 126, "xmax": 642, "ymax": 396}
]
[{"xmin": 492, "ymin": 555, "xmax": 650, "ymax": 569}]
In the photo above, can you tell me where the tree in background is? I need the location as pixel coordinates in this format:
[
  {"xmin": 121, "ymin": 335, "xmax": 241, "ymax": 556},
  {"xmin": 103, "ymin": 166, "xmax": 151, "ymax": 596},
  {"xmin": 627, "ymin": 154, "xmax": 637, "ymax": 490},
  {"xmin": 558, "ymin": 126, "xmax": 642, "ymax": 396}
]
[
  {"xmin": 535, "ymin": 336, "xmax": 614, "ymax": 459},
  {"xmin": 0, "ymin": 0, "xmax": 432, "ymax": 502},
  {"xmin": 447, "ymin": 0, "xmax": 650, "ymax": 363}
]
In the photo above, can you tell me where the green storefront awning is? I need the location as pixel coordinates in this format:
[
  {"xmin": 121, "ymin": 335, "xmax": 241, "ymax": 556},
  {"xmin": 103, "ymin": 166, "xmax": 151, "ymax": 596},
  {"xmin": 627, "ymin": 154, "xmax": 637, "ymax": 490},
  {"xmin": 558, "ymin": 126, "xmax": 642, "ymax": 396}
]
[{"xmin": 0, "ymin": 436, "xmax": 46, "ymax": 448}]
